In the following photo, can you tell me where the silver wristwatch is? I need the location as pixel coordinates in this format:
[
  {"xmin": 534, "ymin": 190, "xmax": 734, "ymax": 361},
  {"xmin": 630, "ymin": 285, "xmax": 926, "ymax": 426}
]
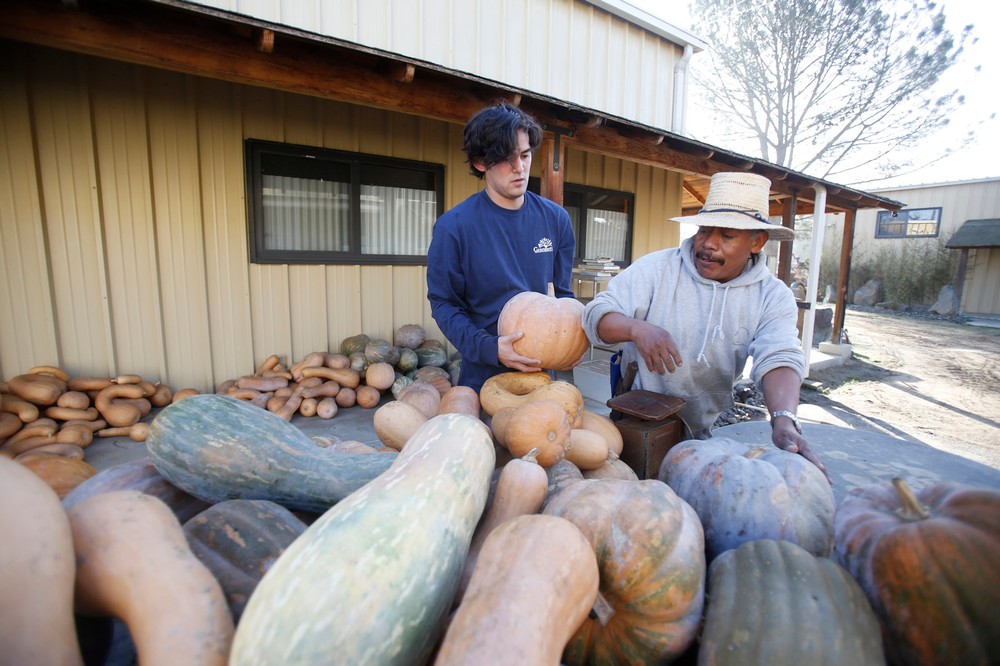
[{"xmin": 770, "ymin": 410, "xmax": 802, "ymax": 434}]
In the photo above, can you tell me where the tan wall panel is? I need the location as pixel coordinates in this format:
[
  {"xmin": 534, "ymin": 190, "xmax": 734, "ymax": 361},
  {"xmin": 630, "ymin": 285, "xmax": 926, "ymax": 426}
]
[
  {"xmin": 197, "ymin": 78, "xmax": 255, "ymax": 387},
  {"xmin": 30, "ymin": 51, "xmax": 111, "ymax": 377},
  {"xmin": 90, "ymin": 60, "xmax": 166, "ymax": 379},
  {"xmin": 964, "ymin": 248, "xmax": 1000, "ymax": 315},
  {"xmin": 0, "ymin": 46, "xmax": 59, "ymax": 377},
  {"xmin": 146, "ymin": 69, "xmax": 214, "ymax": 388},
  {"xmin": 324, "ymin": 266, "xmax": 363, "ymax": 351}
]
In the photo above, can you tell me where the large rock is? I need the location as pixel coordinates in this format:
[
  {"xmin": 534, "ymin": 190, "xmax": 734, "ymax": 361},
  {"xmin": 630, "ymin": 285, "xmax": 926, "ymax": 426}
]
[
  {"xmin": 853, "ymin": 279, "xmax": 884, "ymax": 306},
  {"xmin": 930, "ymin": 284, "xmax": 960, "ymax": 317},
  {"xmin": 813, "ymin": 307, "xmax": 833, "ymax": 345}
]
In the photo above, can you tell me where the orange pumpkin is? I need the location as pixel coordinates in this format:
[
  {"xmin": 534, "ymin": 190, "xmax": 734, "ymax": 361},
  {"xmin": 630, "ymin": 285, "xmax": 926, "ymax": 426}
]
[
  {"xmin": 500, "ymin": 400, "xmax": 571, "ymax": 468},
  {"xmin": 834, "ymin": 477, "xmax": 1000, "ymax": 666},
  {"xmin": 544, "ymin": 479, "xmax": 706, "ymax": 664},
  {"xmin": 498, "ymin": 289, "xmax": 590, "ymax": 370},
  {"xmin": 480, "ymin": 372, "xmax": 584, "ymax": 428}
]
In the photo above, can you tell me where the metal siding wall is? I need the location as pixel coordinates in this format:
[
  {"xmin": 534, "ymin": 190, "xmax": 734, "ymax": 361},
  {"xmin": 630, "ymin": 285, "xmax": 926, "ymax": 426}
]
[
  {"xmin": 0, "ymin": 47, "xmax": 60, "ymax": 379},
  {"xmin": 197, "ymin": 78, "xmax": 255, "ymax": 388},
  {"xmin": 209, "ymin": 0, "xmax": 680, "ymax": 129},
  {"xmin": 28, "ymin": 50, "xmax": 109, "ymax": 375},
  {"xmin": 1, "ymin": 41, "xmax": 689, "ymax": 389}
]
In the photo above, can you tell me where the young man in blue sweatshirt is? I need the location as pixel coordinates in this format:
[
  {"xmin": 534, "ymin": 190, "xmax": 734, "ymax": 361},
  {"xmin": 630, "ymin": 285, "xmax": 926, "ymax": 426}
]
[
  {"xmin": 583, "ymin": 172, "xmax": 828, "ymax": 479},
  {"xmin": 427, "ymin": 102, "xmax": 576, "ymax": 393}
]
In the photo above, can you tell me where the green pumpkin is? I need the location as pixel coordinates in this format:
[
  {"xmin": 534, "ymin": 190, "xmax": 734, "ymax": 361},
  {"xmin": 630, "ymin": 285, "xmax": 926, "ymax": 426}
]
[
  {"xmin": 659, "ymin": 437, "xmax": 835, "ymax": 561},
  {"xmin": 700, "ymin": 538, "xmax": 885, "ymax": 665},
  {"xmin": 340, "ymin": 333, "xmax": 370, "ymax": 356}
]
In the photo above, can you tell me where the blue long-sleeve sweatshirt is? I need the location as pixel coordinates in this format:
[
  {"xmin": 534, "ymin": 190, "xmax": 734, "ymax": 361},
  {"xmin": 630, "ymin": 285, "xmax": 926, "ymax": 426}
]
[{"xmin": 427, "ymin": 190, "xmax": 576, "ymax": 392}]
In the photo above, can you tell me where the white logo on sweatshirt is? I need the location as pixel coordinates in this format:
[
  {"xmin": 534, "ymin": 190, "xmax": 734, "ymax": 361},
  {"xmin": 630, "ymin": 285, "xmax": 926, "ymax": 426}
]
[{"xmin": 532, "ymin": 237, "xmax": 554, "ymax": 253}]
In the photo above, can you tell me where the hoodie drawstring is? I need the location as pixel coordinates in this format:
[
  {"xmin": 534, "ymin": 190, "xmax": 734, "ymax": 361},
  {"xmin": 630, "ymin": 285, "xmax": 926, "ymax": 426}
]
[{"xmin": 696, "ymin": 284, "xmax": 730, "ymax": 366}]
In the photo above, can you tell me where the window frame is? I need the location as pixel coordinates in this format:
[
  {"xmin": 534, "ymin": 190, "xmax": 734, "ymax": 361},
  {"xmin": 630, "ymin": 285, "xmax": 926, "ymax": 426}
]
[
  {"xmin": 529, "ymin": 178, "xmax": 635, "ymax": 265},
  {"xmin": 875, "ymin": 207, "xmax": 942, "ymax": 239},
  {"xmin": 245, "ymin": 139, "xmax": 445, "ymax": 265}
]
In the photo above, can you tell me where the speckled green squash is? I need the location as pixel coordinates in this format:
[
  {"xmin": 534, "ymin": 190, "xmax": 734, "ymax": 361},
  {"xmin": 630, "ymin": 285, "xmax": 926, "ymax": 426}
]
[
  {"xmin": 229, "ymin": 413, "xmax": 495, "ymax": 666},
  {"xmin": 146, "ymin": 394, "xmax": 396, "ymax": 513},
  {"xmin": 700, "ymin": 539, "xmax": 885, "ymax": 666}
]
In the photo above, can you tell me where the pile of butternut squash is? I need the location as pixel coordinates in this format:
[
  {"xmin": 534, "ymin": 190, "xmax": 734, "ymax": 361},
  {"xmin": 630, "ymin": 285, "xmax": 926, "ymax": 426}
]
[
  {"xmin": 0, "ymin": 365, "xmax": 189, "ymax": 498},
  {"xmin": 213, "ymin": 325, "xmax": 457, "ymax": 422}
]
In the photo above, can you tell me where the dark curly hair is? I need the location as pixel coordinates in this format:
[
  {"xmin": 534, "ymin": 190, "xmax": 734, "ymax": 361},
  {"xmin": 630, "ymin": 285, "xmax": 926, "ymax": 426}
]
[{"xmin": 463, "ymin": 102, "xmax": 543, "ymax": 179}]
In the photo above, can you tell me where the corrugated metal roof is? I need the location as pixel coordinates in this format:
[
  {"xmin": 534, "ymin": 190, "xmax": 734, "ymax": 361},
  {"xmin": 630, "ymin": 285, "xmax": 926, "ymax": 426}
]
[{"xmin": 946, "ymin": 218, "xmax": 1000, "ymax": 249}]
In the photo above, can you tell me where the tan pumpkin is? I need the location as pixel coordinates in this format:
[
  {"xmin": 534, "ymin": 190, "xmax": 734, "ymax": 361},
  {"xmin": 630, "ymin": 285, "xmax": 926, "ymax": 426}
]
[
  {"xmin": 480, "ymin": 372, "xmax": 584, "ymax": 427},
  {"xmin": 364, "ymin": 362, "xmax": 396, "ymax": 391},
  {"xmin": 579, "ymin": 410, "xmax": 624, "ymax": 456},
  {"xmin": 436, "ymin": 514, "xmax": 599, "ymax": 665},
  {"xmin": 438, "ymin": 385, "xmax": 481, "ymax": 419},
  {"xmin": 497, "ymin": 288, "xmax": 590, "ymax": 371},
  {"xmin": 501, "ymin": 400, "xmax": 571, "ymax": 468},
  {"xmin": 489, "ymin": 406, "xmax": 517, "ymax": 447},
  {"xmin": 355, "ymin": 385, "xmax": 381, "ymax": 409},
  {"xmin": 454, "ymin": 450, "xmax": 549, "ymax": 605},
  {"xmin": 373, "ymin": 400, "xmax": 429, "ymax": 450},
  {"xmin": 565, "ymin": 428, "xmax": 611, "ymax": 470},
  {"xmin": 582, "ymin": 455, "xmax": 639, "ymax": 481},
  {"xmin": 398, "ymin": 380, "xmax": 441, "ymax": 419},
  {"xmin": 0, "ymin": 457, "xmax": 84, "ymax": 665}
]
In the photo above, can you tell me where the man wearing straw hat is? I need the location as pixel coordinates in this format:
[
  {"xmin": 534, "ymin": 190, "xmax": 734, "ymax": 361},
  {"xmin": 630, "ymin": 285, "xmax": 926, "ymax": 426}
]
[{"xmin": 582, "ymin": 171, "xmax": 828, "ymax": 478}]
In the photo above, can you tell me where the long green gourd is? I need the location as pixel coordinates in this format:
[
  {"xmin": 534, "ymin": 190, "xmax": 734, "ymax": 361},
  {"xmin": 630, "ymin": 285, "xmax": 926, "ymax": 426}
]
[
  {"xmin": 146, "ymin": 394, "xmax": 396, "ymax": 513},
  {"xmin": 230, "ymin": 412, "xmax": 495, "ymax": 666}
]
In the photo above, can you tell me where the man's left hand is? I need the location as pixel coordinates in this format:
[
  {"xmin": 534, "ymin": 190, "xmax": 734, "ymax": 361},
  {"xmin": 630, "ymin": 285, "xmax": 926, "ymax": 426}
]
[{"xmin": 771, "ymin": 420, "xmax": 832, "ymax": 484}]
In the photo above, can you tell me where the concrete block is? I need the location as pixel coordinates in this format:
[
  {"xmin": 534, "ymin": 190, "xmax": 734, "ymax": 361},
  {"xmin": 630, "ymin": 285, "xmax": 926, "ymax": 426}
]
[{"xmin": 818, "ymin": 342, "xmax": 853, "ymax": 358}]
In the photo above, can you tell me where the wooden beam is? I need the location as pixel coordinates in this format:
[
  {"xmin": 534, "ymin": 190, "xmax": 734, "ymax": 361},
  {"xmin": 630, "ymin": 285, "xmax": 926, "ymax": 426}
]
[
  {"xmin": 615, "ymin": 125, "xmax": 665, "ymax": 145},
  {"xmin": 252, "ymin": 27, "xmax": 274, "ymax": 54},
  {"xmin": 683, "ymin": 181, "xmax": 705, "ymax": 205},
  {"xmin": 382, "ymin": 61, "xmax": 415, "ymax": 84}
]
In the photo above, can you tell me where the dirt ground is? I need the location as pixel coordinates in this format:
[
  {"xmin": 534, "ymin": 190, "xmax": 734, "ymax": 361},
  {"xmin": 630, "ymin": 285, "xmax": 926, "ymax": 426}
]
[{"xmin": 800, "ymin": 308, "xmax": 1000, "ymax": 471}]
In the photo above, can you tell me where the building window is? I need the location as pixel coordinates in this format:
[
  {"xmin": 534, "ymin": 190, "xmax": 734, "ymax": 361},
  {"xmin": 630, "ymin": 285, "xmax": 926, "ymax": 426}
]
[
  {"xmin": 875, "ymin": 207, "xmax": 942, "ymax": 239},
  {"xmin": 529, "ymin": 180, "xmax": 634, "ymax": 265},
  {"xmin": 246, "ymin": 139, "xmax": 444, "ymax": 264}
]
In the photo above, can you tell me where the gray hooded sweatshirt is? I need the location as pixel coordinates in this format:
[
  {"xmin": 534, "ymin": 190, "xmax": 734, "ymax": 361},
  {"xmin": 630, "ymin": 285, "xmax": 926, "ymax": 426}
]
[{"xmin": 582, "ymin": 237, "xmax": 805, "ymax": 437}]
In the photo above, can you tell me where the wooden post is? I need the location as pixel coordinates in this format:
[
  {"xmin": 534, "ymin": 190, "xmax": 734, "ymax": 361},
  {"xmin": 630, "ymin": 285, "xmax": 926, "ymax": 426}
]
[
  {"xmin": 832, "ymin": 208, "xmax": 856, "ymax": 344},
  {"xmin": 777, "ymin": 195, "xmax": 797, "ymax": 284},
  {"xmin": 954, "ymin": 248, "xmax": 969, "ymax": 314},
  {"xmin": 539, "ymin": 134, "xmax": 564, "ymax": 206}
]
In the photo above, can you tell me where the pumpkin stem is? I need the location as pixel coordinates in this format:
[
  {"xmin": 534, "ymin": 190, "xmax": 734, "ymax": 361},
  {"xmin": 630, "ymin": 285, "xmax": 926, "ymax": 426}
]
[
  {"xmin": 522, "ymin": 448, "xmax": 540, "ymax": 464},
  {"xmin": 892, "ymin": 477, "xmax": 931, "ymax": 521},
  {"xmin": 546, "ymin": 282, "xmax": 555, "ymax": 298},
  {"xmin": 744, "ymin": 447, "xmax": 768, "ymax": 460},
  {"xmin": 591, "ymin": 590, "xmax": 616, "ymax": 627}
]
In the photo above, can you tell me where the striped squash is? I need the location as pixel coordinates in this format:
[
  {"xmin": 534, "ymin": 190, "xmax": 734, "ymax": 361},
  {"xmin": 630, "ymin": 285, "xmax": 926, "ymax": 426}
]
[
  {"xmin": 146, "ymin": 394, "xmax": 396, "ymax": 513},
  {"xmin": 230, "ymin": 413, "xmax": 495, "ymax": 665}
]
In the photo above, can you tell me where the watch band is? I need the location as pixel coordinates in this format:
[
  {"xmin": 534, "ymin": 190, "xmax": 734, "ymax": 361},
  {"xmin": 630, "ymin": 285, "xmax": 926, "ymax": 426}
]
[{"xmin": 770, "ymin": 410, "xmax": 802, "ymax": 434}]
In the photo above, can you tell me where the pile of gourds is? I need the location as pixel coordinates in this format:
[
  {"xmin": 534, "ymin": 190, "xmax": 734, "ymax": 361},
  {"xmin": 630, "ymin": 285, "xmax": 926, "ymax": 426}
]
[
  {"xmin": 0, "ymin": 366, "xmax": 190, "ymax": 498},
  {"xmin": 2, "ymin": 288, "xmax": 998, "ymax": 665},
  {"xmin": 211, "ymin": 325, "xmax": 456, "ymax": 422}
]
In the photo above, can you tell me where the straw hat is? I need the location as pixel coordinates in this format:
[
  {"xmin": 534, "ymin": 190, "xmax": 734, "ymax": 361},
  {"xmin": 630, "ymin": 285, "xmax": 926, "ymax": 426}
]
[{"xmin": 671, "ymin": 172, "xmax": 795, "ymax": 242}]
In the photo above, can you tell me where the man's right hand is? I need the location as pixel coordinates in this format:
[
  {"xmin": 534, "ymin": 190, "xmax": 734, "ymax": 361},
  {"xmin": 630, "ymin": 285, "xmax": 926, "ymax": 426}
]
[
  {"xmin": 630, "ymin": 320, "xmax": 683, "ymax": 375},
  {"xmin": 498, "ymin": 331, "xmax": 542, "ymax": 372}
]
